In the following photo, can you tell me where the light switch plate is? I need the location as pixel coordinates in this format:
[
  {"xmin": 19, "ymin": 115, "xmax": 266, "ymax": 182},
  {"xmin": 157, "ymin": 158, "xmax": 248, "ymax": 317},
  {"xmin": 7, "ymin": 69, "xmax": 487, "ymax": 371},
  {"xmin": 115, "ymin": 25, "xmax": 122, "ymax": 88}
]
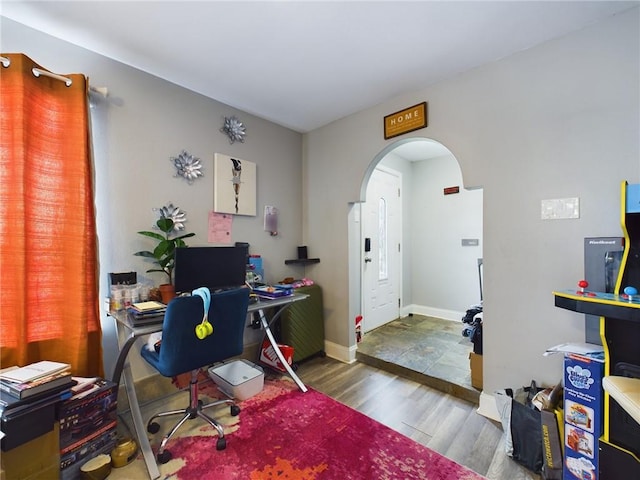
[{"xmin": 541, "ymin": 197, "xmax": 580, "ymax": 220}]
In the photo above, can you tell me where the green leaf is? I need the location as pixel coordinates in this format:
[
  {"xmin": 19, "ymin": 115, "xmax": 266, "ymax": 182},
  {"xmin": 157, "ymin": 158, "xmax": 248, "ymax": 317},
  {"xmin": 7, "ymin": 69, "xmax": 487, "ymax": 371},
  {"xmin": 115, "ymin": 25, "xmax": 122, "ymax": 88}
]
[
  {"xmin": 173, "ymin": 232, "xmax": 196, "ymax": 241},
  {"xmin": 134, "ymin": 251, "xmax": 156, "ymax": 259},
  {"xmin": 146, "ymin": 268, "xmax": 166, "ymax": 275},
  {"xmin": 153, "ymin": 240, "xmax": 171, "ymax": 258},
  {"xmin": 137, "ymin": 231, "xmax": 165, "ymax": 242},
  {"xmin": 156, "ymin": 217, "xmax": 174, "ymax": 233}
]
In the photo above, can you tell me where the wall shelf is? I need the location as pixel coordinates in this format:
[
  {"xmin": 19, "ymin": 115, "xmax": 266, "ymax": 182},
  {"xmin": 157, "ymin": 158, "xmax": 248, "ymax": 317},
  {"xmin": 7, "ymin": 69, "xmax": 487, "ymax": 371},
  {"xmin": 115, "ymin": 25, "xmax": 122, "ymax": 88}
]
[{"xmin": 284, "ymin": 258, "xmax": 320, "ymax": 265}]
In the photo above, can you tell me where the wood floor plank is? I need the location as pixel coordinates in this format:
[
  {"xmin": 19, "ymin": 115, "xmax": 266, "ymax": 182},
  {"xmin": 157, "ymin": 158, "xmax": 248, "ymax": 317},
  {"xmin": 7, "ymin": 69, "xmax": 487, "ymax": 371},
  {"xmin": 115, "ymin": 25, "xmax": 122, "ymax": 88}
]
[
  {"xmin": 296, "ymin": 356, "xmax": 541, "ymax": 480},
  {"xmin": 465, "ymin": 421, "xmax": 505, "ymax": 475}
]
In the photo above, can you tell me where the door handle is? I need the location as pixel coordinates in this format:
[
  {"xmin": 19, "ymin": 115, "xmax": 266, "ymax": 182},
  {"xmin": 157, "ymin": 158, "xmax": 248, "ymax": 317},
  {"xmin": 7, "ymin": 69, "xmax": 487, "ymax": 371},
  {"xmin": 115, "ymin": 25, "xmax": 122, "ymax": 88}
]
[{"xmin": 364, "ymin": 257, "xmax": 372, "ymax": 263}]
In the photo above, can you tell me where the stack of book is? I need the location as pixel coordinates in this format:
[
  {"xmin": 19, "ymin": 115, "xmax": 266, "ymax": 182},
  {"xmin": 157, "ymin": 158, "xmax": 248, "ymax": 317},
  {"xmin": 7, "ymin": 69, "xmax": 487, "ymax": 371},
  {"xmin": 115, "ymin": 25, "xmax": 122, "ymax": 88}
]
[
  {"xmin": 0, "ymin": 360, "xmax": 76, "ymax": 411},
  {"xmin": 253, "ymin": 284, "xmax": 294, "ymax": 299},
  {"xmin": 127, "ymin": 300, "xmax": 167, "ymax": 324}
]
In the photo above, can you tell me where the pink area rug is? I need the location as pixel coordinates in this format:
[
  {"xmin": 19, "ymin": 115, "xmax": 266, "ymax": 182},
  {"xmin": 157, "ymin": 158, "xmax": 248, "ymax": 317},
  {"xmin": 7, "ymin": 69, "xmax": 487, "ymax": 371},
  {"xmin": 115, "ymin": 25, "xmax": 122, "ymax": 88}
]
[{"xmin": 154, "ymin": 376, "xmax": 486, "ymax": 480}]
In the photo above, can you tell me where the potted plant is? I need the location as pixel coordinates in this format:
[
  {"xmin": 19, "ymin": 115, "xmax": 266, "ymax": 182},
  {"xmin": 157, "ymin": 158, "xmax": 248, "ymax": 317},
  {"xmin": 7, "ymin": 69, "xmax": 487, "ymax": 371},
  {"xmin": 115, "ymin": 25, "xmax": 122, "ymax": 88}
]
[{"xmin": 134, "ymin": 217, "xmax": 195, "ymax": 303}]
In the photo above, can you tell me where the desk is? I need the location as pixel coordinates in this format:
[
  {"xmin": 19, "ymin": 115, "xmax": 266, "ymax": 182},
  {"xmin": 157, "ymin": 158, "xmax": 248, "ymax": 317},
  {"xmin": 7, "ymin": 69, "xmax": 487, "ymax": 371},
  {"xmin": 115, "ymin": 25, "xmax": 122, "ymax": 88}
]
[{"xmin": 110, "ymin": 292, "xmax": 309, "ymax": 480}]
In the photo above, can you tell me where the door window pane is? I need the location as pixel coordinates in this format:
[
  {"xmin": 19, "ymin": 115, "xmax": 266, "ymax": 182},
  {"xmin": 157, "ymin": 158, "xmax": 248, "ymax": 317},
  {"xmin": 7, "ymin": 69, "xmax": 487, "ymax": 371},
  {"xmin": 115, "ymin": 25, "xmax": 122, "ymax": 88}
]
[{"xmin": 378, "ymin": 197, "xmax": 388, "ymax": 280}]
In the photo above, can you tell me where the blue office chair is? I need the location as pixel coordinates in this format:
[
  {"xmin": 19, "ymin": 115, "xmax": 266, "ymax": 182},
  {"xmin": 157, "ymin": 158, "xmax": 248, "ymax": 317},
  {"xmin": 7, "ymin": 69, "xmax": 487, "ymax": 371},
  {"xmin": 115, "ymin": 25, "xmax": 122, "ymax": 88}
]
[{"xmin": 140, "ymin": 287, "xmax": 250, "ymax": 464}]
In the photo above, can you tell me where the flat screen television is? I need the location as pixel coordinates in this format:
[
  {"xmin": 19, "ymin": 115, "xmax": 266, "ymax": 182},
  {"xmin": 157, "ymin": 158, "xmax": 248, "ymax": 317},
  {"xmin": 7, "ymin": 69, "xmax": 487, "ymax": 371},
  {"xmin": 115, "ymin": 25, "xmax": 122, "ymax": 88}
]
[{"xmin": 173, "ymin": 246, "xmax": 248, "ymax": 294}]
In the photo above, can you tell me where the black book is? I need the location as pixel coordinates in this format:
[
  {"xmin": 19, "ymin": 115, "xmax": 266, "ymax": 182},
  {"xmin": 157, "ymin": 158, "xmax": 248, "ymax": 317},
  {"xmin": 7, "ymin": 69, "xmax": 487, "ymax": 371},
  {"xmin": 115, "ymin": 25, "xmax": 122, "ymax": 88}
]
[
  {"xmin": 0, "ymin": 381, "xmax": 75, "ymax": 414},
  {"xmin": 0, "ymin": 384, "xmax": 74, "ymax": 418},
  {"xmin": 127, "ymin": 308, "xmax": 164, "ymax": 326},
  {"xmin": 0, "ymin": 372, "xmax": 75, "ymax": 400}
]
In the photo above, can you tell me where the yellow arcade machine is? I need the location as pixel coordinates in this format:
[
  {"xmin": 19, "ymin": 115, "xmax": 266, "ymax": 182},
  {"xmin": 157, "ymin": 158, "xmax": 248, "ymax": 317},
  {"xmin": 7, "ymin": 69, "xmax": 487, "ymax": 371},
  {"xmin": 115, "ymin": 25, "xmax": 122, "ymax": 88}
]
[{"xmin": 554, "ymin": 181, "xmax": 640, "ymax": 479}]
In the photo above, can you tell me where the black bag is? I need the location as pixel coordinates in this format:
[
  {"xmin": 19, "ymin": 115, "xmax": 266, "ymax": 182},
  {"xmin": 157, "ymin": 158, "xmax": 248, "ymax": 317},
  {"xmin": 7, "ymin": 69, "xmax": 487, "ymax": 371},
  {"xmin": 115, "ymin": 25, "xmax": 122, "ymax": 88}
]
[
  {"xmin": 495, "ymin": 381, "xmax": 544, "ymax": 474},
  {"xmin": 471, "ymin": 323, "xmax": 483, "ymax": 354},
  {"xmin": 510, "ymin": 389, "xmax": 543, "ymax": 473}
]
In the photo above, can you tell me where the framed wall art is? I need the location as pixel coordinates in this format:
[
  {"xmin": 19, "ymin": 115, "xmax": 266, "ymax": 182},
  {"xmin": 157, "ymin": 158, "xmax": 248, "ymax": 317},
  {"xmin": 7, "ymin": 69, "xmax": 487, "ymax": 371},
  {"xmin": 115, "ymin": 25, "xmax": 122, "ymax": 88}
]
[{"xmin": 213, "ymin": 153, "xmax": 257, "ymax": 216}]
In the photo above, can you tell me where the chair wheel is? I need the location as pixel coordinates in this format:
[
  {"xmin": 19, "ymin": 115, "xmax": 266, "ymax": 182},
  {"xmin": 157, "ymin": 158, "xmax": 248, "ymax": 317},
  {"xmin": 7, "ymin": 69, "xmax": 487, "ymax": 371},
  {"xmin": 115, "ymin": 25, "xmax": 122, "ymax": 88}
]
[
  {"xmin": 230, "ymin": 405, "xmax": 241, "ymax": 416},
  {"xmin": 147, "ymin": 422, "xmax": 160, "ymax": 434},
  {"xmin": 157, "ymin": 450, "xmax": 172, "ymax": 464},
  {"xmin": 216, "ymin": 437, "xmax": 227, "ymax": 451}
]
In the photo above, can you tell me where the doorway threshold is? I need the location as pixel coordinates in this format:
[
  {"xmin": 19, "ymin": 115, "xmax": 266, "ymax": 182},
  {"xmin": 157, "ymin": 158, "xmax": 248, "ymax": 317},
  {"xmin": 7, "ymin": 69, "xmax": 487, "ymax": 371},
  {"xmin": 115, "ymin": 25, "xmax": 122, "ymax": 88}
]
[{"xmin": 355, "ymin": 315, "xmax": 480, "ymax": 404}]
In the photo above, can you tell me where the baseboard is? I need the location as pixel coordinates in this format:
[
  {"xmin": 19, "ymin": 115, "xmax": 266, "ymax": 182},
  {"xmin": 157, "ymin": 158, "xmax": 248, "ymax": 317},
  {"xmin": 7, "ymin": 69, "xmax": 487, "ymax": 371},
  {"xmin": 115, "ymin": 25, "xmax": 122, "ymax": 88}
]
[
  {"xmin": 477, "ymin": 391, "xmax": 501, "ymax": 422},
  {"xmin": 324, "ymin": 340, "xmax": 356, "ymax": 363},
  {"xmin": 403, "ymin": 304, "xmax": 464, "ymax": 323}
]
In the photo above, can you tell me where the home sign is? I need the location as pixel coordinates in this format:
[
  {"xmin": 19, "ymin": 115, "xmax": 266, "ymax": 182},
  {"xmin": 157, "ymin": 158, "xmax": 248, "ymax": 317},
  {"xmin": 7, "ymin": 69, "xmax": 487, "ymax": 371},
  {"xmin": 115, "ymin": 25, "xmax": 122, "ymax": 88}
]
[{"xmin": 383, "ymin": 102, "xmax": 428, "ymax": 139}]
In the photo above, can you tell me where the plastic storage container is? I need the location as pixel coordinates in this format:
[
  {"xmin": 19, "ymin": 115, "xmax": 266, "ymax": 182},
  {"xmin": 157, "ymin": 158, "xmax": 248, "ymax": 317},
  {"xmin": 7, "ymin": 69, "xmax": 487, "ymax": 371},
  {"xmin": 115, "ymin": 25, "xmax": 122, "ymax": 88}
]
[{"xmin": 208, "ymin": 360, "xmax": 264, "ymax": 401}]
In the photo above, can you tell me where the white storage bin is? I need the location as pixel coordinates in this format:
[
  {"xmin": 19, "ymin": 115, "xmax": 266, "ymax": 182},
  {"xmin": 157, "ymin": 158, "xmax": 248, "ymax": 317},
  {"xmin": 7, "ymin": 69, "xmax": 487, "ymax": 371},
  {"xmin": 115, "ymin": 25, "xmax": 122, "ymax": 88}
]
[{"xmin": 208, "ymin": 359, "xmax": 264, "ymax": 401}]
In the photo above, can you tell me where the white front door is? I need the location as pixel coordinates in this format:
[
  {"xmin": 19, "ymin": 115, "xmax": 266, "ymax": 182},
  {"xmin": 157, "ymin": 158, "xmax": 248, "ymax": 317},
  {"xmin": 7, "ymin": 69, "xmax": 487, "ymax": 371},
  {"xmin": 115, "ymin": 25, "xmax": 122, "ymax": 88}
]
[{"xmin": 362, "ymin": 166, "xmax": 402, "ymax": 333}]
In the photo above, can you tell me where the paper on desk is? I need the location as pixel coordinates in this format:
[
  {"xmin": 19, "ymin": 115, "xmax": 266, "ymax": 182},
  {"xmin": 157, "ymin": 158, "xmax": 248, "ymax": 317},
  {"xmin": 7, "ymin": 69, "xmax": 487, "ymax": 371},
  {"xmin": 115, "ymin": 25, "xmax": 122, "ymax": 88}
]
[
  {"xmin": 544, "ymin": 342, "xmax": 605, "ymax": 360},
  {"xmin": 131, "ymin": 301, "xmax": 166, "ymax": 312}
]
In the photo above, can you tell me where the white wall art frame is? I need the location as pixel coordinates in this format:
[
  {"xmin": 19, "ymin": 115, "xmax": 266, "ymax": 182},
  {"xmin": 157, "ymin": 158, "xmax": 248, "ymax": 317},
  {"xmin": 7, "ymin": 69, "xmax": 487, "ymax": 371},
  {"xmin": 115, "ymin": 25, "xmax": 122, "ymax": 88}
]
[{"xmin": 213, "ymin": 153, "xmax": 257, "ymax": 216}]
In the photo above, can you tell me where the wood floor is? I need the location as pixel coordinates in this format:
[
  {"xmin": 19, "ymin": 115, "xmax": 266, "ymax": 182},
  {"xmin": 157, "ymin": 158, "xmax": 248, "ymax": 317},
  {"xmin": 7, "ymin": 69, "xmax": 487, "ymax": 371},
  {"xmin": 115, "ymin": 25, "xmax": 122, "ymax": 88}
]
[{"xmin": 295, "ymin": 356, "xmax": 540, "ymax": 480}]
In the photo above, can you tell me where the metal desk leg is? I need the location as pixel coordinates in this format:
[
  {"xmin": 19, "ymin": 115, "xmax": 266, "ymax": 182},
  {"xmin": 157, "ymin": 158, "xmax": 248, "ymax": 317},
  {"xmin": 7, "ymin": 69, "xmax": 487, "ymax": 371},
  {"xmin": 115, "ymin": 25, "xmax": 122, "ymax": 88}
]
[
  {"xmin": 111, "ymin": 334, "xmax": 139, "ymax": 386},
  {"xmin": 122, "ymin": 361, "xmax": 160, "ymax": 480},
  {"xmin": 112, "ymin": 320, "xmax": 160, "ymax": 480},
  {"xmin": 257, "ymin": 309, "xmax": 308, "ymax": 393}
]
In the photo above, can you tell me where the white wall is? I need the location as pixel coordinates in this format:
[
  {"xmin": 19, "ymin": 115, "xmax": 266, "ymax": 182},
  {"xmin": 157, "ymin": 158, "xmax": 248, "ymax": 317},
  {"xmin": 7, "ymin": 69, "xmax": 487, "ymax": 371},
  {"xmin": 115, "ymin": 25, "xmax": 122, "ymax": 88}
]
[
  {"xmin": 409, "ymin": 156, "xmax": 483, "ymax": 316},
  {"xmin": 379, "ymin": 151, "xmax": 483, "ymax": 319},
  {"xmin": 303, "ymin": 8, "xmax": 640, "ymax": 396},
  {"xmin": 2, "ymin": 18, "xmax": 304, "ymax": 380}
]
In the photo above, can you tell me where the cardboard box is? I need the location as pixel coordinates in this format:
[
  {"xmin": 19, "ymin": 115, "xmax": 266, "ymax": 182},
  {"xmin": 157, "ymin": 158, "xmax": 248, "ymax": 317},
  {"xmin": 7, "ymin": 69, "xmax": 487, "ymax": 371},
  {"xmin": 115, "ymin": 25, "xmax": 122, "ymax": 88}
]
[
  {"xmin": 469, "ymin": 352, "xmax": 483, "ymax": 389},
  {"xmin": 563, "ymin": 353, "xmax": 603, "ymax": 480},
  {"xmin": 60, "ymin": 424, "xmax": 117, "ymax": 480},
  {"xmin": 58, "ymin": 379, "xmax": 117, "ymax": 451},
  {"xmin": 541, "ymin": 408, "xmax": 564, "ymax": 480},
  {"xmin": 1, "ymin": 423, "xmax": 60, "ymax": 480},
  {"xmin": 208, "ymin": 359, "xmax": 264, "ymax": 401},
  {"xmin": 259, "ymin": 339, "xmax": 294, "ymax": 372}
]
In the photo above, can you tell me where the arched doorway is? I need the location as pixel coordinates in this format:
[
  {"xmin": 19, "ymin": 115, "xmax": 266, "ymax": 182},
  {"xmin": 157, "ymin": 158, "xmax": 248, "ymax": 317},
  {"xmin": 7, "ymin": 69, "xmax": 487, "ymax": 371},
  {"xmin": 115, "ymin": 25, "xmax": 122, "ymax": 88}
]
[{"xmin": 353, "ymin": 137, "xmax": 483, "ymax": 398}]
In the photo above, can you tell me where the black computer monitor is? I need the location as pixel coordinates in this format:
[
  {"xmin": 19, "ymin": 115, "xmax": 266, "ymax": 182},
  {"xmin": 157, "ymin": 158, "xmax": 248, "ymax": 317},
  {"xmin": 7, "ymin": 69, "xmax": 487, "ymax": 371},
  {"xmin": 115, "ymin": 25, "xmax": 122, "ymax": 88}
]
[{"xmin": 173, "ymin": 246, "xmax": 248, "ymax": 294}]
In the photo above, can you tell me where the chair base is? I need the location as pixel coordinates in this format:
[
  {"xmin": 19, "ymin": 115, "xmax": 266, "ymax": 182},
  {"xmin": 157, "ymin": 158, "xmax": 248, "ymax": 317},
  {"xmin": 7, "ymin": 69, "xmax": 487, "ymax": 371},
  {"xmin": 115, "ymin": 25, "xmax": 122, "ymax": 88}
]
[{"xmin": 146, "ymin": 370, "xmax": 240, "ymax": 463}]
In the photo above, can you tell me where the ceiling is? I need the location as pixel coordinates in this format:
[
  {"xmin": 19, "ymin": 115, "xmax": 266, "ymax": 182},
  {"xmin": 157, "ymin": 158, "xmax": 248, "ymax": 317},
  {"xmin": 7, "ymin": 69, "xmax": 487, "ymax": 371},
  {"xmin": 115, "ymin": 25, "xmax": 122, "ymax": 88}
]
[{"xmin": 2, "ymin": 1, "xmax": 637, "ymax": 141}]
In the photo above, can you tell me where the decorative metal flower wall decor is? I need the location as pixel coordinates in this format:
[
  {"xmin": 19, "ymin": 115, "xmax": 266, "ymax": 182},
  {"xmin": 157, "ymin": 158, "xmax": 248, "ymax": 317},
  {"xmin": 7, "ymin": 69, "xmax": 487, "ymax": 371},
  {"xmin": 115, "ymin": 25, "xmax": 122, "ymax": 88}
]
[
  {"xmin": 154, "ymin": 203, "xmax": 188, "ymax": 232},
  {"xmin": 171, "ymin": 150, "xmax": 203, "ymax": 184},
  {"xmin": 220, "ymin": 115, "xmax": 246, "ymax": 144}
]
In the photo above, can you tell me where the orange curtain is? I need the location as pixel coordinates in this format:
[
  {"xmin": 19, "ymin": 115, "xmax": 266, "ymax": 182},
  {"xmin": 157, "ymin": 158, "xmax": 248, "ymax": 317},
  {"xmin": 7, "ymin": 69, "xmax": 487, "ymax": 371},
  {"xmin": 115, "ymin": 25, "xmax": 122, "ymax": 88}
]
[{"xmin": 0, "ymin": 53, "xmax": 103, "ymax": 377}]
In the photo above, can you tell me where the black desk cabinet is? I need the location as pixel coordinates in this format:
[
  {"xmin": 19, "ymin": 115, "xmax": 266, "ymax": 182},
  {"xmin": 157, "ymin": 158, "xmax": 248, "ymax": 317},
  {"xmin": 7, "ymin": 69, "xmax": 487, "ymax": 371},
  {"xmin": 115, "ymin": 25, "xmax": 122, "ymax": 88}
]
[{"xmin": 277, "ymin": 285, "xmax": 325, "ymax": 363}]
